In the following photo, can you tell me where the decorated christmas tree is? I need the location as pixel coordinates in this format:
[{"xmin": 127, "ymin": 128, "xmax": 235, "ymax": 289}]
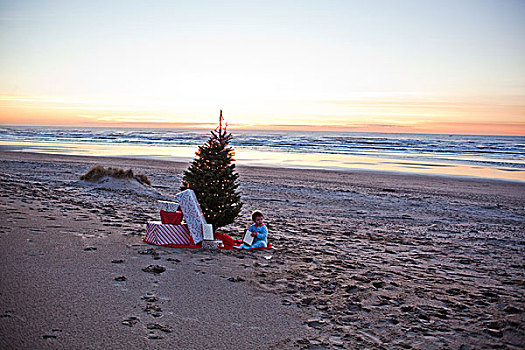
[{"xmin": 180, "ymin": 110, "xmax": 243, "ymax": 229}]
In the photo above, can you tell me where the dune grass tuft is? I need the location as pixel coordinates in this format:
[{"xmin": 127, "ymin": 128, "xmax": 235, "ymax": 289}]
[
  {"xmin": 80, "ymin": 165, "xmax": 151, "ymax": 186},
  {"xmin": 134, "ymin": 174, "xmax": 152, "ymax": 186}
]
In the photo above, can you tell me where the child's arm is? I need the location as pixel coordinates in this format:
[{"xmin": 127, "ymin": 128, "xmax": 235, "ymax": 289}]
[
  {"xmin": 248, "ymin": 224, "xmax": 257, "ymax": 236},
  {"xmin": 254, "ymin": 226, "xmax": 268, "ymax": 240}
]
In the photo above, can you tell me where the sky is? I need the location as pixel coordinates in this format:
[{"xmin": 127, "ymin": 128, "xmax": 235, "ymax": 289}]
[{"xmin": 0, "ymin": 0, "xmax": 524, "ymax": 135}]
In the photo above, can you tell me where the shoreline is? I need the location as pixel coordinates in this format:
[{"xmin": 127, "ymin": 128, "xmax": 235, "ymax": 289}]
[
  {"xmin": 1, "ymin": 148, "xmax": 524, "ymax": 185},
  {"xmin": 1, "ymin": 138, "xmax": 524, "ymax": 183},
  {"xmin": 1, "ymin": 151, "xmax": 524, "ymax": 349}
]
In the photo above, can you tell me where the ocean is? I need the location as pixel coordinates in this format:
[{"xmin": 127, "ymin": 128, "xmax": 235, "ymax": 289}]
[{"xmin": 1, "ymin": 126, "xmax": 524, "ymax": 182}]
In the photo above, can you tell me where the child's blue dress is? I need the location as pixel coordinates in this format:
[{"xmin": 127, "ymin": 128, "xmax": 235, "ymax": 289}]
[{"xmin": 236, "ymin": 224, "xmax": 268, "ymax": 249}]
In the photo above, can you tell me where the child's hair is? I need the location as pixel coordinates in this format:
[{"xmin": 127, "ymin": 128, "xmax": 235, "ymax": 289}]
[{"xmin": 251, "ymin": 210, "xmax": 264, "ymax": 222}]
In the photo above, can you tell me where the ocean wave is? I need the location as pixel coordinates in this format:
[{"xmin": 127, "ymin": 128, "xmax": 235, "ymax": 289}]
[{"xmin": 1, "ymin": 127, "xmax": 524, "ymax": 169}]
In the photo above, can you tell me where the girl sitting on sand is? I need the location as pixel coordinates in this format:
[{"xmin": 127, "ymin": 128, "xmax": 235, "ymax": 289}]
[{"xmin": 235, "ymin": 210, "xmax": 268, "ymax": 249}]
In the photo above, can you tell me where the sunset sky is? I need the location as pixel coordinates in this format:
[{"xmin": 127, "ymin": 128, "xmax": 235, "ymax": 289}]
[{"xmin": 1, "ymin": 0, "xmax": 524, "ymax": 135}]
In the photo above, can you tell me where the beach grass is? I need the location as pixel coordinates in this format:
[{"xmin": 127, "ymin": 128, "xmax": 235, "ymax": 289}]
[{"xmin": 80, "ymin": 165, "xmax": 152, "ymax": 186}]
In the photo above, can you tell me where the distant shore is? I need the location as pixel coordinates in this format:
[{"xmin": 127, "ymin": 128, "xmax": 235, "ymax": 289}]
[{"xmin": 1, "ymin": 150, "xmax": 524, "ymax": 349}]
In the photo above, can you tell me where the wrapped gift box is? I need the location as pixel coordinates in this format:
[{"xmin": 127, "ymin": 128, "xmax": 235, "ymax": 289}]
[
  {"xmin": 144, "ymin": 221, "xmax": 201, "ymax": 248},
  {"xmin": 202, "ymin": 223, "xmax": 214, "ymax": 241},
  {"xmin": 174, "ymin": 189, "xmax": 206, "ymax": 244},
  {"xmin": 157, "ymin": 201, "xmax": 182, "ymax": 224},
  {"xmin": 157, "ymin": 200, "xmax": 179, "ymax": 212}
]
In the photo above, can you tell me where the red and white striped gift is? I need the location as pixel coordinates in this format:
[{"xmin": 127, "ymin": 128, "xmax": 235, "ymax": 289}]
[{"xmin": 144, "ymin": 221, "xmax": 201, "ymax": 248}]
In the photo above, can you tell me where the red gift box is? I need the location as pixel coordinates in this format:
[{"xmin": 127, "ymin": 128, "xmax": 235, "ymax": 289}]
[
  {"xmin": 144, "ymin": 222, "xmax": 201, "ymax": 248},
  {"xmin": 160, "ymin": 210, "xmax": 183, "ymax": 225}
]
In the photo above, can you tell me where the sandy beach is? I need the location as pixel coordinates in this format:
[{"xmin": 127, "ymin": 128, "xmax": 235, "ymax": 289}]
[{"xmin": 0, "ymin": 150, "xmax": 523, "ymax": 349}]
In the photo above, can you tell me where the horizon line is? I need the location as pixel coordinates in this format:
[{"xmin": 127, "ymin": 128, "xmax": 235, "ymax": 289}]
[{"xmin": 1, "ymin": 122, "xmax": 524, "ymax": 137}]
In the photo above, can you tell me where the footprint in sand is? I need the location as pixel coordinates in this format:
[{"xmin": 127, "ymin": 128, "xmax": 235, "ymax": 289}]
[
  {"xmin": 148, "ymin": 334, "xmax": 163, "ymax": 340},
  {"xmin": 227, "ymin": 276, "xmax": 245, "ymax": 282},
  {"xmin": 141, "ymin": 293, "xmax": 163, "ymax": 317},
  {"xmin": 146, "ymin": 323, "xmax": 171, "ymax": 333},
  {"xmin": 121, "ymin": 316, "xmax": 140, "ymax": 327},
  {"xmin": 143, "ymin": 304, "xmax": 162, "ymax": 317},
  {"xmin": 141, "ymin": 294, "xmax": 158, "ymax": 303},
  {"xmin": 142, "ymin": 265, "xmax": 166, "ymax": 274}
]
